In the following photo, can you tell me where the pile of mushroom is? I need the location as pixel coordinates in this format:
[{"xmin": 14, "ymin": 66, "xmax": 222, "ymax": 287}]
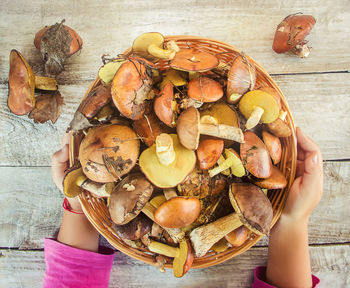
[{"xmin": 63, "ymin": 32, "xmax": 292, "ymax": 277}]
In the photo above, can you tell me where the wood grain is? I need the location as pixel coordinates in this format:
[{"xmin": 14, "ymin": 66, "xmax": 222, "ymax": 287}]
[
  {"xmin": 1, "ymin": 162, "xmax": 349, "ymax": 249},
  {"xmin": 1, "ymin": 245, "xmax": 349, "ymax": 288},
  {"xmin": 0, "ymin": 0, "xmax": 349, "ymax": 85}
]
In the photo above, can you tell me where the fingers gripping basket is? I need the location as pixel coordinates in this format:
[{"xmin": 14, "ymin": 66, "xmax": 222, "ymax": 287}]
[{"xmin": 68, "ymin": 35, "xmax": 297, "ymax": 269}]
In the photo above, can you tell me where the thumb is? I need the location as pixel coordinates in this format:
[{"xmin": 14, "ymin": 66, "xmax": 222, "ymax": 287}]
[
  {"xmin": 52, "ymin": 144, "xmax": 69, "ymax": 165},
  {"xmin": 301, "ymin": 151, "xmax": 321, "ymax": 187}
]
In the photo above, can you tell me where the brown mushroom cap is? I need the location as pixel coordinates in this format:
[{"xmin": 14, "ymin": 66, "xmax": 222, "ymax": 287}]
[
  {"xmin": 254, "ymin": 166, "xmax": 287, "ymax": 189},
  {"xmin": 196, "ymin": 138, "xmax": 224, "ymax": 170},
  {"xmin": 265, "ymin": 118, "xmax": 292, "ymax": 138},
  {"xmin": 240, "ymin": 131, "xmax": 272, "ymax": 178},
  {"xmin": 188, "ymin": 77, "xmax": 223, "ymax": 103},
  {"xmin": 154, "ymin": 197, "xmax": 201, "ymax": 228},
  {"xmin": 170, "ymin": 49, "xmax": 219, "ymax": 72},
  {"xmin": 176, "ymin": 106, "xmax": 200, "ymax": 150},
  {"xmin": 262, "ymin": 130, "xmax": 282, "ymax": 165},
  {"xmin": 8, "ymin": 50, "xmax": 35, "ymax": 115},
  {"xmin": 229, "ymin": 182, "xmax": 273, "ymax": 235},
  {"xmin": 62, "ymin": 162, "xmax": 83, "ymax": 198},
  {"xmin": 154, "ymin": 82, "xmax": 175, "ymax": 127},
  {"xmin": 114, "ymin": 214, "xmax": 153, "ymax": 240},
  {"xmin": 139, "ymin": 134, "xmax": 196, "ymax": 188},
  {"xmin": 111, "ymin": 58, "xmax": 153, "ymax": 120},
  {"xmin": 109, "ymin": 173, "xmax": 153, "ymax": 225},
  {"xmin": 225, "ymin": 226, "xmax": 248, "ymax": 247},
  {"xmin": 79, "ymin": 124, "xmax": 140, "ymax": 183}
]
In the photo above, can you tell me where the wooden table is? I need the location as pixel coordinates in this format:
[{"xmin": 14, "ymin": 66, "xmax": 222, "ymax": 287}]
[{"xmin": 0, "ymin": 0, "xmax": 349, "ymax": 287}]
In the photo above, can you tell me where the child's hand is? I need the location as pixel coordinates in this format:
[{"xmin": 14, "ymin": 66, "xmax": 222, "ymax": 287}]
[{"xmin": 282, "ymin": 127, "xmax": 323, "ymax": 223}]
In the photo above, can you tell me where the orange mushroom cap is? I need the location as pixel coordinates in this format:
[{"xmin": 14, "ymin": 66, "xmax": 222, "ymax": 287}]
[
  {"xmin": 188, "ymin": 77, "xmax": 223, "ymax": 103},
  {"xmin": 196, "ymin": 138, "xmax": 224, "ymax": 170},
  {"xmin": 170, "ymin": 49, "xmax": 219, "ymax": 72},
  {"xmin": 254, "ymin": 166, "xmax": 287, "ymax": 189},
  {"xmin": 154, "ymin": 82, "xmax": 175, "ymax": 127},
  {"xmin": 262, "ymin": 130, "xmax": 282, "ymax": 165}
]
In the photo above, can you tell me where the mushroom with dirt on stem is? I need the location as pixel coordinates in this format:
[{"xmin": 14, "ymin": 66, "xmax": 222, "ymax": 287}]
[
  {"xmin": 176, "ymin": 107, "xmax": 244, "ymax": 150},
  {"xmin": 8, "ymin": 50, "xmax": 58, "ymax": 115},
  {"xmin": 208, "ymin": 148, "xmax": 245, "ymax": 178},
  {"xmin": 190, "ymin": 182, "xmax": 273, "ymax": 257}
]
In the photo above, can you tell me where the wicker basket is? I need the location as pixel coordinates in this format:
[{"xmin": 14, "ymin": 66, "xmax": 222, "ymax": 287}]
[{"xmin": 69, "ymin": 35, "xmax": 297, "ymax": 269}]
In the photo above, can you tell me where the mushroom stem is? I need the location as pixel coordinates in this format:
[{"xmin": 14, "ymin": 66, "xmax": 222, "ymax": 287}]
[
  {"xmin": 245, "ymin": 106, "xmax": 265, "ymax": 130},
  {"xmin": 164, "ymin": 188, "xmax": 178, "ymax": 200},
  {"xmin": 216, "ymin": 155, "xmax": 230, "ymax": 176},
  {"xmin": 199, "ymin": 123, "xmax": 244, "ymax": 143},
  {"xmin": 156, "ymin": 134, "xmax": 176, "ymax": 166},
  {"xmin": 34, "ymin": 75, "xmax": 57, "ymax": 91},
  {"xmin": 166, "ymin": 40, "xmax": 180, "ymax": 52},
  {"xmin": 148, "ymin": 239, "xmax": 180, "ymax": 258},
  {"xmin": 190, "ymin": 213, "xmax": 242, "ymax": 257},
  {"xmin": 209, "ymin": 156, "xmax": 235, "ymax": 177},
  {"xmin": 148, "ymin": 44, "xmax": 176, "ymax": 60},
  {"xmin": 76, "ymin": 176, "xmax": 114, "ymax": 197}
]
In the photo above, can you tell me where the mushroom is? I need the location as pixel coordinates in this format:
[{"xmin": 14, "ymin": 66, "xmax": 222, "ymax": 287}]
[
  {"xmin": 211, "ymin": 238, "xmax": 230, "ymax": 253},
  {"xmin": 114, "ymin": 214, "xmax": 152, "ymax": 240},
  {"xmin": 62, "ymin": 163, "xmax": 84, "ymax": 198},
  {"xmin": 190, "ymin": 182, "xmax": 273, "ymax": 257},
  {"xmin": 159, "ymin": 69, "xmax": 187, "ymax": 90},
  {"xmin": 139, "ymin": 133, "xmax": 196, "ymax": 188},
  {"xmin": 208, "ymin": 148, "xmax": 245, "ymax": 178},
  {"xmin": 154, "ymin": 197, "xmax": 201, "ymax": 228},
  {"xmin": 259, "ymin": 86, "xmax": 282, "ymax": 110},
  {"xmin": 225, "ymin": 226, "xmax": 248, "ymax": 247},
  {"xmin": 265, "ymin": 118, "xmax": 292, "ymax": 138},
  {"xmin": 148, "ymin": 239, "xmax": 194, "ymax": 278},
  {"xmin": 75, "ymin": 175, "xmax": 114, "ymax": 197},
  {"xmin": 111, "ymin": 58, "xmax": 154, "ymax": 120},
  {"xmin": 132, "ymin": 112, "xmax": 172, "ymax": 146},
  {"xmin": 239, "ymin": 90, "xmax": 280, "ymax": 130},
  {"xmin": 240, "ymin": 131, "xmax": 272, "ymax": 179},
  {"xmin": 188, "ymin": 77, "xmax": 223, "ymax": 103},
  {"xmin": 254, "ymin": 166, "xmax": 287, "ymax": 189},
  {"xmin": 216, "ymin": 155, "xmax": 231, "ymax": 176},
  {"xmin": 226, "ymin": 53, "xmax": 256, "ymax": 104},
  {"xmin": 8, "ymin": 50, "xmax": 57, "ymax": 115},
  {"xmin": 196, "ymin": 138, "xmax": 224, "ymax": 170},
  {"xmin": 154, "ymin": 82, "xmax": 176, "ymax": 127},
  {"xmin": 67, "ymin": 84, "xmax": 112, "ymax": 132},
  {"xmin": 262, "ymin": 130, "xmax": 282, "ymax": 165},
  {"xmin": 272, "ymin": 14, "xmax": 316, "ymax": 58},
  {"xmin": 176, "ymin": 107, "xmax": 244, "ymax": 150},
  {"xmin": 170, "ymin": 49, "xmax": 219, "ymax": 72},
  {"xmin": 109, "ymin": 173, "xmax": 153, "ymax": 225},
  {"xmin": 132, "ymin": 32, "xmax": 179, "ymax": 60},
  {"xmin": 79, "ymin": 124, "xmax": 140, "ymax": 183},
  {"xmin": 98, "ymin": 59, "xmax": 127, "ymax": 85},
  {"xmin": 150, "ymin": 195, "xmax": 167, "ymax": 208},
  {"xmin": 200, "ymin": 102, "xmax": 239, "ymax": 128}
]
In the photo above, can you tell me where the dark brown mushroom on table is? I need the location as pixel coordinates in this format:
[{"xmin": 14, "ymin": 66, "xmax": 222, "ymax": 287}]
[
  {"xmin": 79, "ymin": 124, "xmax": 140, "ymax": 183},
  {"xmin": 196, "ymin": 138, "xmax": 224, "ymax": 170},
  {"xmin": 262, "ymin": 130, "xmax": 282, "ymax": 165},
  {"xmin": 176, "ymin": 107, "xmax": 244, "ymax": 150},
  {"xmin": 240, "ymin": 131, "xmax": 272, "ymax": 179},
  {"xmin": 254, "ymin": 166, "xmax": 287, "ymax": 189},
  {"xmin": 190, "ymin": 182, "xmax": 273, "ymax": 257},
  {"xmin": 170, "ymin": 49, "xmax": 219, "ymax": 72}
]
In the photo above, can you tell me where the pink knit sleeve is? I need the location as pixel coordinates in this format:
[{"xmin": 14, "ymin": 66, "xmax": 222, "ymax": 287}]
[
  {"xmin": 43, "ymin": 238, "xmax": 115, "ymax": 288},
  {"xmin": 252, "ymin": 266, "xmax": 320, "ymax": 288}
]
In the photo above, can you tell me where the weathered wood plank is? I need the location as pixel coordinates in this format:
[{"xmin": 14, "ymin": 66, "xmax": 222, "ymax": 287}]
[
  {"xmin": 0, "ymin": 0, "xmax": 349, "ymax": 84},
  {"xmin": 1, "ymin": 162, "xmax": 349, "ymax": 249},
  {"xmin": 1, "ymin": 72, "xmax": 349, "ymax": 166},
  {"xmin": 1, "ymin": 245, "xmax": 349, "ymax": 288}
]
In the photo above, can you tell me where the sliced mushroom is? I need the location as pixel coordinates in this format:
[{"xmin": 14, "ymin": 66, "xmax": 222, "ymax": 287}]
[
  {"xmin": 196, "ymin": 138, "xmax": 224, "ymax": 170},
  {"xmin": 170, "ymin": 49, "xmax": 219, "ymax": 72},
  {"xmin": 254, "ymin": 166, "xmax": 287, "ymax": 189},
  {"xmin": 208, "ymin": 148, "xmax": 245, "ymax": 177},
  {"xmin": 240, "ymin": 131, "xmax": 272, "ymax": 179},
  {"xmin": 176, "ymin": 107, "xmax": 244, "ymax": 150},
  {"xmin": 190, "ymin": 182, "xmax": 273, "ymax": 257},
  {"xmin": 188, "ymin": 77, "xmax": 223, "ymax": 103},
  {"xmin": 79, "ymin": 124, "xmax": 139, "ymax": 183},
  {"xmin": 262, "ymin": 130, "xmax": 282, "ymax": 165}
]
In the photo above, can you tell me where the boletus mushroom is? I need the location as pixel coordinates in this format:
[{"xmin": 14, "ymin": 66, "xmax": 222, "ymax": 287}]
[
  {"xmin": 262, "ymin": 130, "xmax": 282, "ymax": 165},
  {"xmin": 240, "ymin": 131, "xmax": 272, "ymax": 179},
  {"xmin": 98, "ymin": 59, "xmax": 127, "ymax": 85},
  {"xmin": 196, "ymin": 138, "xmax": 224, "ymax": 170},
  {"xmin": 272, "ymin": 14, "xmax": 316, "ymax": 58},
  {"xmin": 114, "ymin": 214, "xmax": 152, "ymax": 240},
  {"xmin": 176, "ymin": 107, "xmax": 244, "ymax": 150},
  {"xmin": 190, "ymin": 182, "xmax": 273, "ymax": 257},
  {"xmin": 62, "ymin": 163, "xmax": 84, "ymax": 198},
  {"xmin": 139, "ymin": 134, "xmax": 196, "ymax": 188},
  {"xmin": 208, "ymin": 148, "xmax": 245, "ymax": 178},
  {"xmin": 225, "ymin": 226, "xmax": 248, "ymax": 247},
  {"xmin": 79, "ymin": 124, "xmax": 139, "ymax": 183},
  {"xmin": 170, "ymin": 49, "xmax": 219, "ymax": 72},
  {"xmin": 76, "ymin": 175, "xmax": 115, "ymax": 197},
  {"xmin": 154, "ymin": 82, "xmax": 176, "ymax": 127},
  {"xmin": 265, "ymin": 118, "xmax": 292, "ymax": 138},
  {"xmin": 8, "ymin": 50, "xmax": 57, "ymax": 115},
  {"xmin": 109, "ymin": 173, "xmax": 153, "ymax": 225},
  {"xmin": 239, "ymin": 90, "xmax": 280, "ymax": 130},
  {"xmin": 254, "ymin": 166, "xmax": 287, "ymax": 189},
  {"xmin": 188, "ymin": 77, "xmax": 223, "ymax": 103}
]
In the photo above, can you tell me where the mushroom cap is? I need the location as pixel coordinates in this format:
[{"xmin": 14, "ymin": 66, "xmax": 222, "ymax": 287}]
[
  {"xmin": 273, "ymin": 14, "xmax": 316, "ymax": 53},
  {"xmin": 159, "ymin": 69, "xmax": 187, "ymax": 90},
  {"xmin": 254, "ymin": 166, "xmax": 287, "ymax": 189},
  {"xmin": 173, "ymin": 239, "xmax": 194, "ymax": 277},
  {"xmin": 259, "ymin": 86, "xmax": 282, "ymax": 110},
  {"xmin": 111, "ymin": 59, "xmax": 153, "ymax": 120},
  {"xmin": 265, "ymin": 118, "xmax": 292, "ymax": 138},
  {"xmin": 225, "ymin": 148, "xmax": 245, "ymax": 177},
  {"xmin": 154, "ymin": 82, "xmax": 174, "ymax": 127},
  {"xmin": 170, "ymin": 49, "xmax": 219, "ymax": 72},
  {"xmin": 114, "ymin": 214, "xmax": 153, "ymax": 240},
  {"xmin": 196, "ymin": 138, "xmax": 224, "ymax": 170},
  {"xmin": 98, "ymin": 59, "xmax": 127, "ymax": 85},
  {"xmin": 176, "ymin": 107, "xmax": 200, "ymax": 150},
  {"xmin": 239, "ymin": 90, "xmax": 280, "ymax": 124},
  {"xmin": 154, "ymin": 197, "xmax": 201, "ymax": 228},
  {"xmin": 79, "ymin": 124, "xmax": 140, "ymax": 183},
  {"xmin": 188, "ymin": 77, "xmax": 223, "ymax": 103},
  {"xmin": 240, "ymin": 131, "xmax": 272, "ymax": 178},
  {"xmin": 132, "ymin": 32, "xmax": 165, "ymax": 60},
  {"xmin": 139, "ymin": 134, "xmax": 196, "ymax": 188},
  {"xmin": 229, "ymin": 182, "xmax": 273, "ymax": 235},
  {"xmin": 225, "ymin": 226, "xmax": 248, "ymax": 247},
  {"xmin": 62, "ymin": 162, "xmax": 83, "ymax": 198},
  {"xmin": 200, "ymin": 102, "xmax": 239, "ymax": 127},
  {"xmin": 262, "ymin": 130, "xmax": 282, "ymax": 165},
  {"xmin": 109, "ymin": 173, "xmax": 154, "ymax": 225},
  {"xmin": 8, "ymin": 50, "xmax": 35, "ymax": 115}
]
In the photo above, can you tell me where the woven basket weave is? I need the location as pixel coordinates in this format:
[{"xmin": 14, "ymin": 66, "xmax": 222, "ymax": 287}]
[{"xmin": 69, "ymin": 35, "xmax": 297, "ymax": 269}]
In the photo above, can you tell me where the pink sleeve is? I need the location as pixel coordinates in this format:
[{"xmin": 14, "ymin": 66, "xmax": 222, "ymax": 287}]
[
  {"xmin": 43, "ymin": 238, "xmax": 115, "ymax": 288},
  {"xmin": 252, "ymin": 266, "xmax": 320, "ymax": 288}
]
